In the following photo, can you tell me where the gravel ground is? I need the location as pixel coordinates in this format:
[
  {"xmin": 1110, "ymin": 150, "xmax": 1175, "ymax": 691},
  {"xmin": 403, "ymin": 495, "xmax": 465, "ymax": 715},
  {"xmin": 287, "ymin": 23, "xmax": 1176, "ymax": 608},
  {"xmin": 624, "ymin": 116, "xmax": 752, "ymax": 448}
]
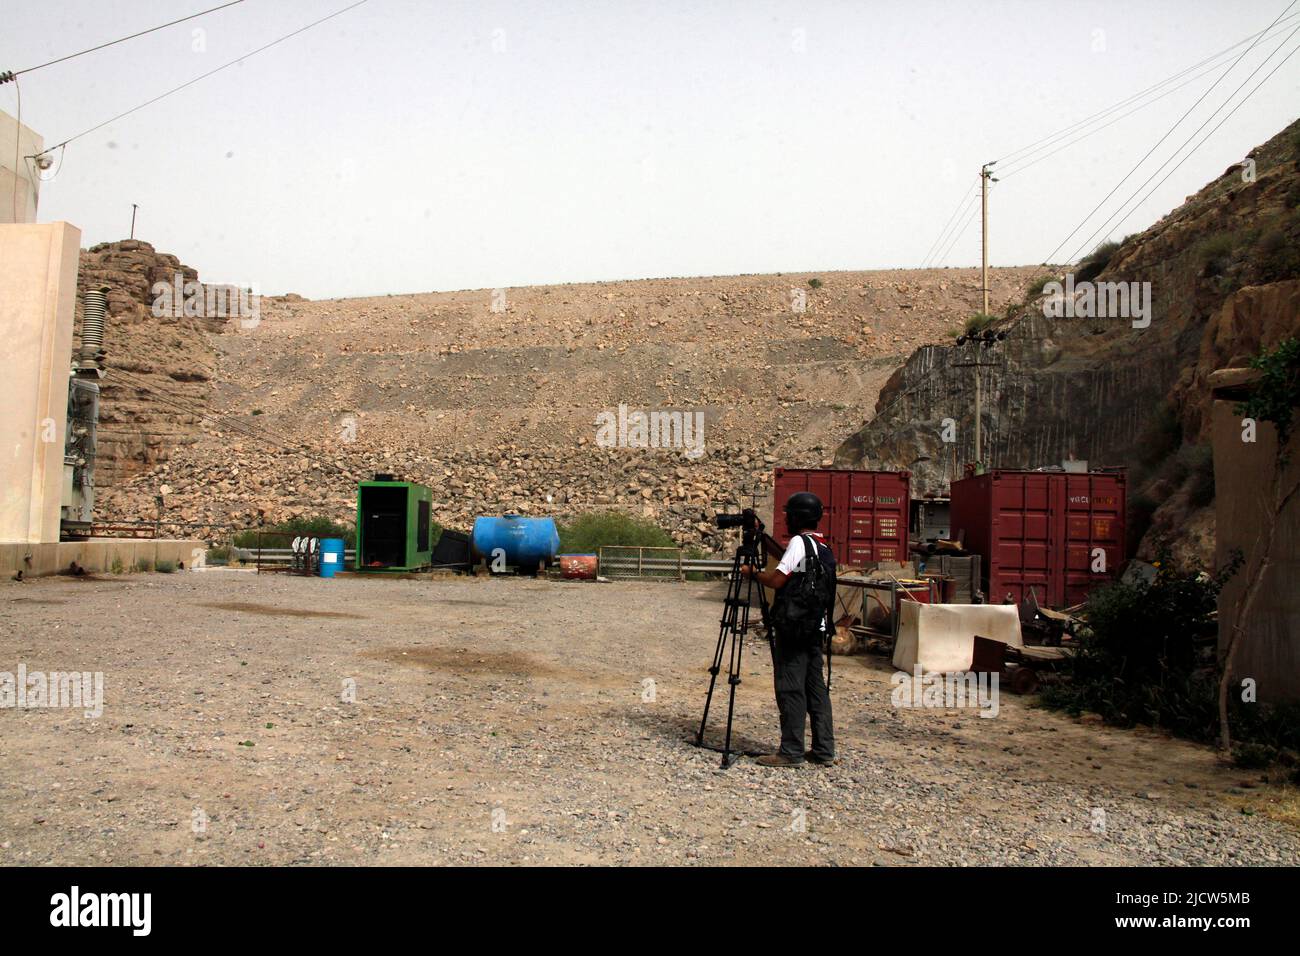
[{"xmin": 1, "ymin": 570, "xmax": 1296, "ymax": 866}]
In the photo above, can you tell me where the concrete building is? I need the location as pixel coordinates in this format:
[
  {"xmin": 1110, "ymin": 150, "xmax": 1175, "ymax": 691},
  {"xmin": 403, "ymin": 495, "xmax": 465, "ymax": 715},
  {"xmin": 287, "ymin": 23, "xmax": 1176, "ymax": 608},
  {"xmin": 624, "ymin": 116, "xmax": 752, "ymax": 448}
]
[
  {"xmin": 0, "ymin": 109, "xmax": 43, "ymax": 225},
  {"xmin": 1, "ymin": 135, "xmax": 204, "ymax": 575}
]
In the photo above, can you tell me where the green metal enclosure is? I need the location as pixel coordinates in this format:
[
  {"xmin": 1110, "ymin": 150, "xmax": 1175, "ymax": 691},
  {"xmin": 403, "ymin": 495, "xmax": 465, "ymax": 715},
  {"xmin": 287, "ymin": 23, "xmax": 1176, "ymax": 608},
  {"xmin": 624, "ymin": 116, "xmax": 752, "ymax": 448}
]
[{"xmin": 355, "ymin": 480, "xmax": 434, "ymax": 571}]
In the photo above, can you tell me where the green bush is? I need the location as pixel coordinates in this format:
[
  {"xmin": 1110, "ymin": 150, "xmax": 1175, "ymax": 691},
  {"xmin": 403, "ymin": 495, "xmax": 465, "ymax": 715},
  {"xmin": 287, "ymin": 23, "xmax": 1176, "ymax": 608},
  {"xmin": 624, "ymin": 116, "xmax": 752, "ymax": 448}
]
[
  {"xmin": 1235, "ymin": 337, "xmax": 1300, "ymax": 447},
  {"xmin": 1257, "ymin": 223, "xmax": 1300, "ymax": 282},
  {"xmin": 1196, "ymin": 233, "xmax": 1236, "ymax": 276},
  {"xmin": 807, "ymin": 277, "xmax": 823, "ymax": 289},
  {"xmin": 234, "ymin": 516, "xmax": 356, "ymax": 549},
  {"xmin": 1027, "ymin": 274, "xmax": 1055, "ymax": 297},
  {"xmin": 1076, "ymin": 239, "xmax": 1121, "ymax": 281},
  {"xmin": 110, "ymin": 556, "xmax": 124, "ymax": 575},
  {"xmin": 1040, "ymin": 554, "xmax": 1237, "ymax": 740},
  {"xmin": 963, "ymin": 312, "xmax": 996, "ymax": 335},
  {"xmin": 155, "ymin": 560, "xmax": 177, "ymax": 574},
  {"xmin": 558, "ymin": 511, "xmax": 676, "ymax": 554},
  {"xmin": 134, "ymin": 558, "xmax": 153, "ymax": 573}
]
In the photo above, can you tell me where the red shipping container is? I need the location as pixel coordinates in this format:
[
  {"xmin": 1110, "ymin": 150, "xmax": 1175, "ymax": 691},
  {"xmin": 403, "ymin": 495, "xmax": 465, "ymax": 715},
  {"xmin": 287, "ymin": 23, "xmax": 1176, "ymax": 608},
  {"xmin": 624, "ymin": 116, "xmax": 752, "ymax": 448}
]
[
  {"xmin": 772, "ymin": 468, "xmax": 910, "ymax": 568},
  {"xmin": 949, "ymin": 469, "xmax": 1126, "ymax": 608}
]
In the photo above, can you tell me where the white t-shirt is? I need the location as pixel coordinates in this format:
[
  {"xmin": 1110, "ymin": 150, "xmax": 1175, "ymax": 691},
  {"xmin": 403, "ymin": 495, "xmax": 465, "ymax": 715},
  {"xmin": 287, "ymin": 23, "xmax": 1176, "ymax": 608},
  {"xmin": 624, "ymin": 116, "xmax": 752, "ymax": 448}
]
[{"xmin": 776, "ymin": 532, "xmax": 827, "ymax": 577}]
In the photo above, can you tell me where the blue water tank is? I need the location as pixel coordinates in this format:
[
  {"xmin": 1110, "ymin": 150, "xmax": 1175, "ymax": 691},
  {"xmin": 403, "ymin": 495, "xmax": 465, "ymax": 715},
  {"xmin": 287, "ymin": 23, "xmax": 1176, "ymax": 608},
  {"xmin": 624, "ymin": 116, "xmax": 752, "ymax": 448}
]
[
  {"xmin": 472, "ymin": 515, "xmax": 560, "ymax": 570},
  {"xmin": 319, "ymin": 538, "xmax": 346, "ymax": 578}
]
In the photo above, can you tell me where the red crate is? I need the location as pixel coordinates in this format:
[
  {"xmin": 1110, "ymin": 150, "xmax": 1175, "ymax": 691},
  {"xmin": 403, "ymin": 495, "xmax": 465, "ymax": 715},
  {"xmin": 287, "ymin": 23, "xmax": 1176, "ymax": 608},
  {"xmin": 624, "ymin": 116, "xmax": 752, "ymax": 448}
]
[
  {"xmin": 772, "ymin": 468, "xmax": 910, "ymax": 568},
  {"xmin": 950, "ymin": 469, "xmax": 1126, "ymax": 608}
]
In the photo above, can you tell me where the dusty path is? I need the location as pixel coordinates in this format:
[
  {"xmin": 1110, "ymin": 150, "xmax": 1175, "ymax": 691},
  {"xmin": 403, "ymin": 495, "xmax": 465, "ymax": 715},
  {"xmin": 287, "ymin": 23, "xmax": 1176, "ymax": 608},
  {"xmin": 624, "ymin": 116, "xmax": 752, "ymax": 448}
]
[{"xmin": 0, "ymin": 571, "xmax": 1295, "ymax": 866}]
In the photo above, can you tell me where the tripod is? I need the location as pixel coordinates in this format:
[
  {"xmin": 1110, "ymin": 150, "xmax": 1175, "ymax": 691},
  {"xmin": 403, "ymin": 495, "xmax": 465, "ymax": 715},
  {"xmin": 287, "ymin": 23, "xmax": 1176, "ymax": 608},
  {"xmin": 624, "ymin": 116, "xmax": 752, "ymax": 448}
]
[{"xmin": 695, "ymin": 519, "xmax": 772, "ymax": 768}]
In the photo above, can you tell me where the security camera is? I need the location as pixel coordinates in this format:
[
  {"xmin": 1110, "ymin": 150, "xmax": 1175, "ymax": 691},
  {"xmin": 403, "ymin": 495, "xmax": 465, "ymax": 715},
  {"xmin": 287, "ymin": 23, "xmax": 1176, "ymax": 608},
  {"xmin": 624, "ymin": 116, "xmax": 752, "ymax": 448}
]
[{"xmin": 33, "ymin": 154, "xmax": 53, "ymax": 171}]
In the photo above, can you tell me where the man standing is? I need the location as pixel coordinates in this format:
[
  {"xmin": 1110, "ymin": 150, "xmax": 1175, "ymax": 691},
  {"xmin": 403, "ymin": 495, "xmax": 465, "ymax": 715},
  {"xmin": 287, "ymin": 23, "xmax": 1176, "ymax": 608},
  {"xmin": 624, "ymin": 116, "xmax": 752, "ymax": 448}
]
[{"xmin": 741, "ymin": 491, "xmax": 836, "ymax": 767}]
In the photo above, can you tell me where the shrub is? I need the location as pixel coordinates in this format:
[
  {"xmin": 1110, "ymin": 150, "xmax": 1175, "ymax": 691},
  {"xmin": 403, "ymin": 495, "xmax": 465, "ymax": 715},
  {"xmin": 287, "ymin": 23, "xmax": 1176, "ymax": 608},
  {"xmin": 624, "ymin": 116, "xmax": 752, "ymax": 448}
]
[
  {"xmin": 110, "ymin": 556, "xmax": 124, "ymax": 575},
  {"xmin": 1040, "ymin": 553, "xmax": 1238, "ymax": 740},
  {"xmin": 1027, "ymin": 274, "xmax": 1055, "ymax": 297},
  {"xmin": 1076, "ymin": 239, "xmax": 1120, "ymax": 281},
  {"xmin": 234, "ymin": 516, "xmax": 356, "ymax": 549},
  {"xmin": 963, "ymin": 312, "xmax": 996, "ymax": 335},
  {"xmin": 155, "ymin": 560, "xmax": 177, "ymax": 574},
  {"xmin": 807, "ymin": 277, "xmax": 823, "ymax": 289},
  {"xmin": 558, "ymin": 511, "xmax": 676, "ymax": 554},
  {"xmin": 1257, "ymin": 224, "xmax": 1300, "ymax": 282},
  {"xmin": 1235, "ymin": 337, "xmax": 1300, "ymax": 447},
  {"xmin": 134, "ymin": 558, "xmax": 153, "ymax": 573},
  {"xmin": 1196, "ymin": 233, "xmax": 1236, "ymax": 276}
]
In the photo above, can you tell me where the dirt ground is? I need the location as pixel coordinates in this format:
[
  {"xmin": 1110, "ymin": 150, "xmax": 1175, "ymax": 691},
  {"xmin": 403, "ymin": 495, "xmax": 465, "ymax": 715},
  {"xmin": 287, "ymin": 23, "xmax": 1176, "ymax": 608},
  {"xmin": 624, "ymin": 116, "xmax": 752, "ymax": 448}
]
[{"xmin": 1, "ymin": 570, "xmax": 1296, "ymax": 866}]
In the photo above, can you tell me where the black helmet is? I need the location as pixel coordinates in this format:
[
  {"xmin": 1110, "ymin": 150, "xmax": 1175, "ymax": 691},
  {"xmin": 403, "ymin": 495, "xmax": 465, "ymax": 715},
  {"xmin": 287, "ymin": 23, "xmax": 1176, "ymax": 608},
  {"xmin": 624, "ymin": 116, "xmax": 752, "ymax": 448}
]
[{"xmin": 784, "ymin": 491, "xmax": 823, "ymax": 530}]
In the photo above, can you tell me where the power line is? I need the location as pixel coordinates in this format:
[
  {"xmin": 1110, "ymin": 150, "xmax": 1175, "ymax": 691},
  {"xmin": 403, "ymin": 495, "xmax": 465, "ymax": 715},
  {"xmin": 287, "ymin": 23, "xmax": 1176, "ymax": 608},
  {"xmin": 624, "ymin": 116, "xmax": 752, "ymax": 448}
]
[
  {"xmin": 1067, "ymin": 21, "xmax": 1300, "ymax": 262},
  {"xmin": 934, "ymin": 190, "xmax": 986, "ymax": 266},
  {"xmin": 920, "ymin": 183, "xmax": 977, "ymax": 268},
  {"xmin": 920, "ymin": 9, "xmax": 1300, "ymax": 268},
  {"xmin": 1042, "ymin": 0, "xmax": 1298, "ymax": 265},
  {"xmin": 993, "ymin": 9, "xmax": 1300, "ymax": 168},
  {"xmin": 998, "ymin": 56, "xmax": 1238, "ymax": 180},
  {"xmin": 2, "ymin": 0, "xmax": 248, "ymax": 81},
  {"xmin": 1088, "ymin": 32, "xmax": 1300, "ymax": 253},
  {"xmin": 38, "ymin": 0, "xmax": 371, "ymax": 154}
]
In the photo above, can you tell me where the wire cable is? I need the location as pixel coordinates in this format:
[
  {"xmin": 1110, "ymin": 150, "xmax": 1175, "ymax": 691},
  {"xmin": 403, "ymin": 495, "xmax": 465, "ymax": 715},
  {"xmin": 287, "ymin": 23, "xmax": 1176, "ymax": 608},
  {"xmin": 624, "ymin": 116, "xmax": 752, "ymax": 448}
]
[
  {"xmin": 39, "ymin": 0, "xmax": 371, "ymax": 154},
  {"xmin": 1067, "ymin": 21, "xmax": 1300, "ymax": 263},
  {"xmin": 920, "ymin": 183, "xmax": 977, "ymax": 268},
  {"xmin": 1042, "ymin": 0, "xmax": 1297, "ymax": 265},
  {"xmin": 994, "ymin": 9, "xmax": 1300, "ymax": 168},
  {"xmin": 4, "ymin": 0, "xmax": 248, "ymax": 80},
  {"xmin": 1091, "ymin": 32, "xmax": 1300, "ymax": 251}
]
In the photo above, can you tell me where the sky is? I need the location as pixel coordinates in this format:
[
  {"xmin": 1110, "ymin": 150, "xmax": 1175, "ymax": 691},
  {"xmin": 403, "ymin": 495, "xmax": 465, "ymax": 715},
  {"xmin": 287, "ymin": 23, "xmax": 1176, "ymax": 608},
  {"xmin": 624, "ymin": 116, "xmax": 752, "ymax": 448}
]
[{"xmin": 3, "ymin": 0, "xmax": 1299, "ymax": 298}]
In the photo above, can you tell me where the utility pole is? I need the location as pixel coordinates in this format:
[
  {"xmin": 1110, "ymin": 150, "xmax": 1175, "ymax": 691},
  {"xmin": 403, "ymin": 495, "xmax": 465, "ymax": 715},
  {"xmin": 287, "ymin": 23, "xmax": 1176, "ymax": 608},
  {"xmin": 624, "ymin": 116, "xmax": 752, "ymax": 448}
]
[
  {"xmin": 980, "ymin": 162, "xmax": 998, "ymax": 316},
  {"xmin": 952, "ymin": 328, "xmax": 1006, "ymax": 473},
  {"xmin": 130, "ymin": 203, "xmax": 138, "ymax": 240}
]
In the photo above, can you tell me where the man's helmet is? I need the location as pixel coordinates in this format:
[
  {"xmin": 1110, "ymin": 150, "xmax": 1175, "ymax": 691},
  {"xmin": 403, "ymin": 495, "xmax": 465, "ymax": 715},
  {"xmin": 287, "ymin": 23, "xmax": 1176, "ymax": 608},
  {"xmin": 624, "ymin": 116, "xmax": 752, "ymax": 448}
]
[{"xmin": 784, "ymin": 491, "xmax": 823, "ymax": 530}]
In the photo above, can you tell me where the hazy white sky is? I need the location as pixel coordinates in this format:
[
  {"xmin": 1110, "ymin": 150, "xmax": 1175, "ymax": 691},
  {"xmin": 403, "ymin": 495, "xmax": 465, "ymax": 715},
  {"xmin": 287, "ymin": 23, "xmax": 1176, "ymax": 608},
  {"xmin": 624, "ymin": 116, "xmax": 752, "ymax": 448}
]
[{"xmin": 4, "ymin": 0, "xmax": 1298, "ymax": 298}]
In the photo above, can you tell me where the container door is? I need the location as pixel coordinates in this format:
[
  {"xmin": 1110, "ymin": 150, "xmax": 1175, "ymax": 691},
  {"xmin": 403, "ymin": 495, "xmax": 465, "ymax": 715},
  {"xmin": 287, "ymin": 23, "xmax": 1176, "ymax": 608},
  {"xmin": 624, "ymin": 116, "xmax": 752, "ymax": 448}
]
[
  {"xmin": 990, "ymin": 473, "xmax": 1054, "ymax": 606},
  {"xmin": 1061, "ymin": 474, "xmax": 1124, "ymax": 605}
]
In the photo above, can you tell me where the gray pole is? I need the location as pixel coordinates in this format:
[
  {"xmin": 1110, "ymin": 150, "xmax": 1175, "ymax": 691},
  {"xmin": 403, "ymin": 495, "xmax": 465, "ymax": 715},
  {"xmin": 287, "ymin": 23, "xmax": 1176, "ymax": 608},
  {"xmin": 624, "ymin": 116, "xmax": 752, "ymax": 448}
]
[{"xmin": 130, "ymin": 204, "xmax": 138, "ymax": 239}]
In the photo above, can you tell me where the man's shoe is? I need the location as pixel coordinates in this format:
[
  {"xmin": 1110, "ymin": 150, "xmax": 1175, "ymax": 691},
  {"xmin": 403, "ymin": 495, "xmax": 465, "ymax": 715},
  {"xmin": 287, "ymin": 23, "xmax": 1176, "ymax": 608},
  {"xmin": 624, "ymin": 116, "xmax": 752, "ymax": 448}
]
[
  {"xmin": 805, "ymin": 751, "xmax": 835, "ymax": 766},
  {"xmin": 755, "ymin": 753, "xmax": 804, "ymax": 767}
]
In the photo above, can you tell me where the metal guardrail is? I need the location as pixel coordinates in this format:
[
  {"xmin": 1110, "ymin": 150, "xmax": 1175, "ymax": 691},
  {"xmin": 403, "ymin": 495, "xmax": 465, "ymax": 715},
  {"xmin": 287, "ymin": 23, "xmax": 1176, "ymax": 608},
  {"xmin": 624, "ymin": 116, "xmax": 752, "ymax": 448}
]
[
  {"xmin": 233, "ymin": 548, "xmax": 356, "ymax": 565},
  {"xmin": 597, "ymin": 547, "xmax": 733, "ymax": 580}
]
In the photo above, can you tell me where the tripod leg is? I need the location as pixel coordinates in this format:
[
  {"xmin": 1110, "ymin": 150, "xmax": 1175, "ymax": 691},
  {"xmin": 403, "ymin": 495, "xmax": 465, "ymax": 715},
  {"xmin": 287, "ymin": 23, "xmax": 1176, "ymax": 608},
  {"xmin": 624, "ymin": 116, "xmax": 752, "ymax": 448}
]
[
  {"xmin": 696, "ymin": 551, "xmax": 743, "ymax": 747},
  {"xmin": 720, "ymin": 566, "xmax": 757, "ymax": 768}
]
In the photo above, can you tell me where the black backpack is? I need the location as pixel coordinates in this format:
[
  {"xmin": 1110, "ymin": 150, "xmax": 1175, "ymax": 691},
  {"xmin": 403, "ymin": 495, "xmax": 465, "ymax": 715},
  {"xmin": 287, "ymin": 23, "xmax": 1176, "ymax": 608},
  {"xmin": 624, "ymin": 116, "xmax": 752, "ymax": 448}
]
[{"xmin": 774, "ymin": 534, "xmax": 836, "ymax": 639}]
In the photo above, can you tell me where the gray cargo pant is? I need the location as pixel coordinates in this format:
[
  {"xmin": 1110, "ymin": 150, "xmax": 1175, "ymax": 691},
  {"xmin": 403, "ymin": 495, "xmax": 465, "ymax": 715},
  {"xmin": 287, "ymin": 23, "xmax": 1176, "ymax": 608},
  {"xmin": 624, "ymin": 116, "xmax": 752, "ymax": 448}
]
[{"xmin": 772, "ymin": 627, "xmax": 834, "ymax": 760}]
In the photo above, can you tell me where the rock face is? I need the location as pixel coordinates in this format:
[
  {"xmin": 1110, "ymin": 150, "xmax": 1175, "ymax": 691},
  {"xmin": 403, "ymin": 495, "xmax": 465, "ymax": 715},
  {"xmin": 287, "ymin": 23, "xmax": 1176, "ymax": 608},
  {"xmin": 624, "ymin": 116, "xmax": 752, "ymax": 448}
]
[
  {"xmin": 95, "ymin": 264, "xmax": 1045, "ymax": 548},
  {"xmin": 76, "ymin": 240, "xmax": 226, "ymax": 487},
  {"xmin": 837, "ymin": 118, "xmax": 1300, "ymax": 568}
]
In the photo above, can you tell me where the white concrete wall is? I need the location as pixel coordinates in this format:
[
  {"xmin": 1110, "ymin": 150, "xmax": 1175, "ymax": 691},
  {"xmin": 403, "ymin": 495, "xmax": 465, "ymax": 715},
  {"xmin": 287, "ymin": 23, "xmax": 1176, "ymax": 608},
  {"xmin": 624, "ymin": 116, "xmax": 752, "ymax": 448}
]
[
  {"xmin": 0, "ymin": 110, "xmax": 43, "ymax": 225},
  {"xmin": 0, "ymin": 222, "xmax": 81, "ymax": 544}
]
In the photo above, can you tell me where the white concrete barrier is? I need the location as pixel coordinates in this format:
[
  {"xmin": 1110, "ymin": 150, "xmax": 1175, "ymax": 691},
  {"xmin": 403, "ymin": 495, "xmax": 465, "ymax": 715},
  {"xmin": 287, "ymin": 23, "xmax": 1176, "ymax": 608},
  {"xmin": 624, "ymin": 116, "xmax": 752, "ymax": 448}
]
[{"xmin": 892, "ymin": 602, "xmax": 1023, "ymax": 673}]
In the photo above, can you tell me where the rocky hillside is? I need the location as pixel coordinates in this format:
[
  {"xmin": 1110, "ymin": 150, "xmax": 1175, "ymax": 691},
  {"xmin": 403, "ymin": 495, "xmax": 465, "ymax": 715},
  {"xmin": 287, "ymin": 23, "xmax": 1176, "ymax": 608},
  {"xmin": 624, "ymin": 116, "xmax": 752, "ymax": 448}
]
[
  {"xmin": 75, "ymin": 241, "xmax": 224, "ymax": 487},
  {"xmin": 94, "ymin": 264, "xmax": 1044, "ymax": 550},
  {"xmin": 836, "ymin": 118, "xmax": 1300, "ymax": 568}
]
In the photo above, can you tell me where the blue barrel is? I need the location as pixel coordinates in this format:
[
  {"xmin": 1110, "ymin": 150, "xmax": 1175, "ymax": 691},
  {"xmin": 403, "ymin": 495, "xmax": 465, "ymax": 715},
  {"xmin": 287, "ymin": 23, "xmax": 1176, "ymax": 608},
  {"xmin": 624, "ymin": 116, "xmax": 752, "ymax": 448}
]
[
  {"xmin": 319, "ymin": 538, "xmax": 346, "ymax": 578},
  {"xmin": 472, "ymin": 515, "xmax": 560, "ymax": 570}
]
